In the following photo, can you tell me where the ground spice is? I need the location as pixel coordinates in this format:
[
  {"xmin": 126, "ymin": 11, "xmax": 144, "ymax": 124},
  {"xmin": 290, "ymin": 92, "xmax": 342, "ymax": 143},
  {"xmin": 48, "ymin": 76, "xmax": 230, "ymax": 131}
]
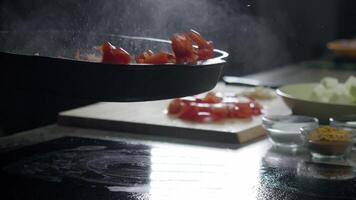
[{"xmin": 308, "ymin": 126, "xmax": 352, "ymax": 142}]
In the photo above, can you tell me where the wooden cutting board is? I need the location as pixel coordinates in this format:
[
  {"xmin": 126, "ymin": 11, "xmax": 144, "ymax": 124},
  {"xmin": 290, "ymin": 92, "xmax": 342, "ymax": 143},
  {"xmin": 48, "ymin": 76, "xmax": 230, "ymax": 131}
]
[{"xmin": 58, "ymin": 84, "xmax": 291, "ymax": 144}]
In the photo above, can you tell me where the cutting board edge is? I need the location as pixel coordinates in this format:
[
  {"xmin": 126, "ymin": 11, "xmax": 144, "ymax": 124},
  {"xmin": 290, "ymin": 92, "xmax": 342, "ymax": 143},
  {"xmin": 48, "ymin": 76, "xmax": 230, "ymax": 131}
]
[
  {"xmin": 236, "ymin": 125, "xmax": 265, "ymax": 143},
  {"xmin": 57, "ymin": 115, "xmax": 260, "ymax": 144}
]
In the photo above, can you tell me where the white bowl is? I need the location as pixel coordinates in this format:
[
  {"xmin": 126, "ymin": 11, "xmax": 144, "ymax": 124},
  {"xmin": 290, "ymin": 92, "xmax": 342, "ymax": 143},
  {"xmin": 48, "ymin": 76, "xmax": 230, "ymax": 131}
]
[{"xmin": 276, "ymin": 83, "xmax": 356, "ymax": 123}]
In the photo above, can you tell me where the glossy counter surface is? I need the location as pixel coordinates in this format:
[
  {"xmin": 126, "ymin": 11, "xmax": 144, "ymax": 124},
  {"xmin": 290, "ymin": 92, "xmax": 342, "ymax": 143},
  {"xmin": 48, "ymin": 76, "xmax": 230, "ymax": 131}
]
[{"xmin": 0, "ymin": 125, "xmax": 355, "ymax": 200}]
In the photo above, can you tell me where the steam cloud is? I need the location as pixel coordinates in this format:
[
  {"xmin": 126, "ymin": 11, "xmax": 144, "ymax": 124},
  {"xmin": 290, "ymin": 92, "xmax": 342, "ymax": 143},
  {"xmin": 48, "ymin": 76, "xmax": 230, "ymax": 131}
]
[{"xmin": 0, "ymin": 0, "xmax": 290, "ymax": 75}]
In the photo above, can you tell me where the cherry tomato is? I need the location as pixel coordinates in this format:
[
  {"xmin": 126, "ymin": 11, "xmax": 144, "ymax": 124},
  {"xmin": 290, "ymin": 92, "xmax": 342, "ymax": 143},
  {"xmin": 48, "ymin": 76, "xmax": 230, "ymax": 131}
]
[
  {"xmin": 167, "ymin": 92, "xmax": 262, "ymax": 123},
  {"xmin": 202, "ymin": 92, "xmax": 222, "ymax": 103},
  {"xmin": 189, "ymin": 30, "xmax": 210, "ymax": 48},
  {"xmin": 197, "ymin": 45, "xmax": 214, "ymax": 60},
  {"xmin": 189, "ymin": 30, "xmax": 214, "ymax": 60},
  {"xmin": 136, "ymin": 50, "xmax": 154, "ymax": 64},
  {"xmin": 228, "ymin": 103, "xmax": 254, "ymax": 118},
  {"xmin": 136, "ymin": 51, "xmax": 176, "ymax": 64},
  {"xmin": 179, "ymin": 106, "xmax": 222, "ymax": 123},
  {"xmin": 171, "ymin": 33, "xmax": 199, "ymax": 64},
  {"xmin": 101, "ymin": 42, "xmax": 131, "ymax": 64},
  {"xmin": 210, "ymin": 104, "xmax": 229, "ymax": 118},
  {"xmin": 167, "ymin": 99, "xmax": 187, "ymax": 115},
  {"xmin": 250, "ymin": 101, "xmax": 263, "ymax": 115},
  {"xmin": 181, "ymin": 97, "xmax": 205, "ymax": 104}
]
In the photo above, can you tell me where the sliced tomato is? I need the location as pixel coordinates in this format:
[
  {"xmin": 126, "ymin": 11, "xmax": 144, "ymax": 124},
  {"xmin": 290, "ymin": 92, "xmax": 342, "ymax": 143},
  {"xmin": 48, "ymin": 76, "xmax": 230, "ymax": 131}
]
[
  {"xmin": 101, "ymin": 42, "xmax": 131, "ymax": 64},
  {"xmin": 210, "ymin": 104, "xmax": 229, "ymax": 118},
  {"xmin": 179, "ymin": 106, "xmax": 222, "ymax": 123},
  {"xmin": 228, "ymin": 103, "xmax": 254, "ymax": 118},
  {"xmin": 188, "ymin": 30, "xmax": 214, "ymax": 60},
  {"xmin": 197, "ymin": 45, "xmax": 214, "ymax": 60},
  {"xmin": 167, "ymin": 99, "xmax": 187, "ymax": 115},
  {"xmin": 250, "ymin": 101, "xmax": 263, "ymax": 115},
  {"xmin": 136, "ymin": 50, "xmax": 154, "ymax": 64},
  {"xmin": 202, "ymin": 92, "xmax": 222, "ymax": 103},
  {"xmin": 181, "ymin": 97, "xmax": 205, "ymax": 104},
  {"xmin": 175, "ymin": 102, "xmax": 227, "ymax": 122},
  {"xmin": 189, "ymin": 30, "xmax": 209, "ymax": 48},
  {"xmin": 171, "ymin": 33, "xmax": 199, "ymax": 64},
  {"xmin": 171, "ymin": 33, "xmax": 194, "ymax": 57},
  {"xmin": 137, "ymin": 51, "xmax": 176, "ymax": 64},
  {"xmin": 168, "ymin": 92, "xmax": 262, "ymax": 123}
]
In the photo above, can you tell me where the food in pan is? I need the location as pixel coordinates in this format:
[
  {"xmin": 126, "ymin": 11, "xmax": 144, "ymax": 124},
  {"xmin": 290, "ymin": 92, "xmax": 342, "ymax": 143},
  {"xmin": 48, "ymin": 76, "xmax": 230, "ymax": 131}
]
[
  {"xmin": 101, "ymin": 41, "xmax": 132, "ymax": 64},
  {"xmin": 305, "ymin": 126, "xmax": 352, "ymax": 156},
  {"xmin": 76, "ymin": 30, "xmax": 214, "ymax": 64},
  {"xmin": 310, "ymin": 76, "xmax": 356, "ymax": 104},
  {"xmin": 135, "ymin": 50, "xmax": 176, "ymax": 64},
  {"xmin": 171, "ymin": 30, "xmax": 214, "ymax": 63},
  {"xmin": 167, "ymin": 92, "xmax": 262, "ymax": 123}
]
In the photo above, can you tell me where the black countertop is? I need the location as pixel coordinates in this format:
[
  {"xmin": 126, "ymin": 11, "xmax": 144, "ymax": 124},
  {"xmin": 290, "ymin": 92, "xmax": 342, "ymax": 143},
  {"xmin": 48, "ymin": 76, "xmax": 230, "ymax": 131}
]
[{"xmin": 1, "ymin": 126, "xmax": 356, "ymax": 200}]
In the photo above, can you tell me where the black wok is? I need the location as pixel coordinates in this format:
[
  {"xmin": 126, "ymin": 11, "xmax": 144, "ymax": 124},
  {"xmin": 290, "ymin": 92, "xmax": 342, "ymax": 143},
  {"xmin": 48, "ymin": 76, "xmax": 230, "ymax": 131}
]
[{"xmin": 0, "ymin": 31, "xmax": 228, "ymax": 101}]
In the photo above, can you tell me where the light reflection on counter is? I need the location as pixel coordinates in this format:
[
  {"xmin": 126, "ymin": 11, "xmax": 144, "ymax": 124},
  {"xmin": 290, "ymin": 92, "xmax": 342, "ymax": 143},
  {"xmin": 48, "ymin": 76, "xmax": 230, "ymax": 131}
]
[{"xmin": 148, "ymin": 141, "xmax": 265, "ymax": 200}]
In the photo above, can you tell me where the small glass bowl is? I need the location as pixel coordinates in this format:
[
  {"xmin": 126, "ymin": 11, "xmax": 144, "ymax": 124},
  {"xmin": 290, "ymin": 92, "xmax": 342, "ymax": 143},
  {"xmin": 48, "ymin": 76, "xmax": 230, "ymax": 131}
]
[
  {"xmin": 301, "ymin": 126, "xmax": 353, "ymax": 159},
  {"xmin": 330, "ymin": 115, "xmax": 356, "ymax": 142},
  {"xmin": 262, "ymin": 115, "xmax": 319, "ymax": 150}
]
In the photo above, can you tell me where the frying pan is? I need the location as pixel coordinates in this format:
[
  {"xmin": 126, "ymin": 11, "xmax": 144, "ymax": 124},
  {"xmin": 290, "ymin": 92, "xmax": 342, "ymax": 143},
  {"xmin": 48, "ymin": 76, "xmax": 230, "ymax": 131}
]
[{"xmin": 0, "ymin": 31, "xmax": 228, "ymax": 102}]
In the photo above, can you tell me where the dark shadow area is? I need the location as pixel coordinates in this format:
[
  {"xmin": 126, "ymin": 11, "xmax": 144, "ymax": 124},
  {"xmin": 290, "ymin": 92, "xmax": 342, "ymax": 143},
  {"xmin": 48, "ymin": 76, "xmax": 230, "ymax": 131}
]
[{"xmin": 0, "ymin": 0, "xmax": 356, "ymax": 134}]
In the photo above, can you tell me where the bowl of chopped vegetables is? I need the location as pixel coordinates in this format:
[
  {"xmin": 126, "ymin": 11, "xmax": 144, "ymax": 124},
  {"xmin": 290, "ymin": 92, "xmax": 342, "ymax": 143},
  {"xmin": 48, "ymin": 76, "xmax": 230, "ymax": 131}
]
[{"xmin": 276, "ymin": 76, "xmax": 356, "ymax": 123}]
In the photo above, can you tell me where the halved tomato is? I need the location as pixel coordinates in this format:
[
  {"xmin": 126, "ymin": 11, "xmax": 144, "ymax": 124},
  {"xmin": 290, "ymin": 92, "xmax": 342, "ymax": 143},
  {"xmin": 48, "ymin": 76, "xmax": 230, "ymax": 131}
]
[
  {"xmin": 167, "ymin": 92, "xmax": 262, "ymax": 123},
  {"xmin": 101, "ymin": 42, "xmax": 131, "ymax": 64}
]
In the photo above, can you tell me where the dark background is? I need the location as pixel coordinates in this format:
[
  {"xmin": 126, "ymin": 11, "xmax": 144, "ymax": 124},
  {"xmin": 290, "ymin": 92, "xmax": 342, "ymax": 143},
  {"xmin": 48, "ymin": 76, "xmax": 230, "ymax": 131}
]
[{"xmin": 1, "ymin": 0, "xmax": 356, "ymax": 135}]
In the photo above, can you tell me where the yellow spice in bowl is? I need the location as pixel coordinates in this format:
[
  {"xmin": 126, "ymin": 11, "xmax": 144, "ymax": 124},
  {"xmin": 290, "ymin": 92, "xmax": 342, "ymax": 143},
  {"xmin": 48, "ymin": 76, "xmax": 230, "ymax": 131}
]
[
  {"xmin": 308, "ymin": 126, "xmax": 351, "ymax": 142},
  {"xmin": 308, "ymin": 126, "xmax": 352, "ymax": 156}
]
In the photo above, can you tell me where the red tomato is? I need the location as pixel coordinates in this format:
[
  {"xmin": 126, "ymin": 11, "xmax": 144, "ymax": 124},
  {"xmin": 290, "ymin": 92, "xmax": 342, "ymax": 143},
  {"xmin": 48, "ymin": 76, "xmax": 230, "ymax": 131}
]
[
  {"xmin": 167, "ymin": 99, "xmax": 187, "ymax": 115},
  {"xmin": 136, "ymin": 50, "xmax": 154, "ymax": 64},
  {"xmin": 171, "ymin": 33, "xmax": 193, "ymax": 57},
  {"xmin": 202, "ymin": 92, "xmax": 222, "ymax": 103},
  {"xmin": 181, "ymin": 97, "xmax": 204, "ymax": 104},
  {"xmin": 179, "ymin": 106, "xmax": 222, "ymax": 123},
  {"xmin": 188, "ymin": 30, "xmax": 214, "ymax": 60},
  {"xmin": 189, "ymin": 30, "xmax": 208, "ymax": 48},
  {"xmin": 228, "ymin": 103, "xmax": 254, "ymax": 118},
  {"xmin": 102, "ymin": 41, "xmax": 115, "ymax": 53},
  {"xmin": 210, "ymin": 104, "xmax": 229, "ymax": 118},
  {"xmin": 101, "ymin": 42, "xmax": 131, "ymax": 64},
  {"xmin": 197, "ymin": 45, "xmax": 214, "ymax": 60},
  {"xmin": 175, "ymin": 102, "xmax": 228, "ymax": 122},
  {"xmin": 137, "ymin": 51, "xmax": 176, "ymax": 64},
  {"xmin": 171, "ymin": 33, "xmax": 199, "ymax": 64},
  {"xmin": 167, "ymin": 91, "xmax": 262, "ymax": 123},
  {"xmin": 250, "ymin": 101, "xmax": 263, "ymax": 115}
]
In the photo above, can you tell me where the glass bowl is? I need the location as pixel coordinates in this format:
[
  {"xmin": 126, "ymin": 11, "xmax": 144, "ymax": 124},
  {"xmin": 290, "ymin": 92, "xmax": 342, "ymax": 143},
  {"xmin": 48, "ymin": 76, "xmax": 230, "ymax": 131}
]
[
  {"xmin": 262, "ymin": 115, "xmax": 319, "ymax": 150},
  {"xmin": 301, "ymin": 126, "xmax": 353, "ymax": 159},
  {"xmin": 330, "ymin": 115, "xmax": 356, "ymax": 143}
]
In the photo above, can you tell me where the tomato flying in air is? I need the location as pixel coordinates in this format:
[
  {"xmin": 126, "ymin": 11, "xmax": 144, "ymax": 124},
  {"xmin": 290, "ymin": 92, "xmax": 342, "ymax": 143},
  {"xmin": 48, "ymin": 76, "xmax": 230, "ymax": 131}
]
[
  {"xmin": 171, "ymin": 30, "xmax": 215, "ymax": 63},
  {"xmin": 101, "ymin": 42, "xmax": 131, "ymax": 64},
  {"xmin": 171, "ymin": 33, "xmax": 199, "ymax": 64},
  {"xmin": 167, "ymin": 92, "xmax": 262, "ymax": 123},
  {"xmin": 189, "ymin": 30, "xmax": 214, "ymax": 60}
]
